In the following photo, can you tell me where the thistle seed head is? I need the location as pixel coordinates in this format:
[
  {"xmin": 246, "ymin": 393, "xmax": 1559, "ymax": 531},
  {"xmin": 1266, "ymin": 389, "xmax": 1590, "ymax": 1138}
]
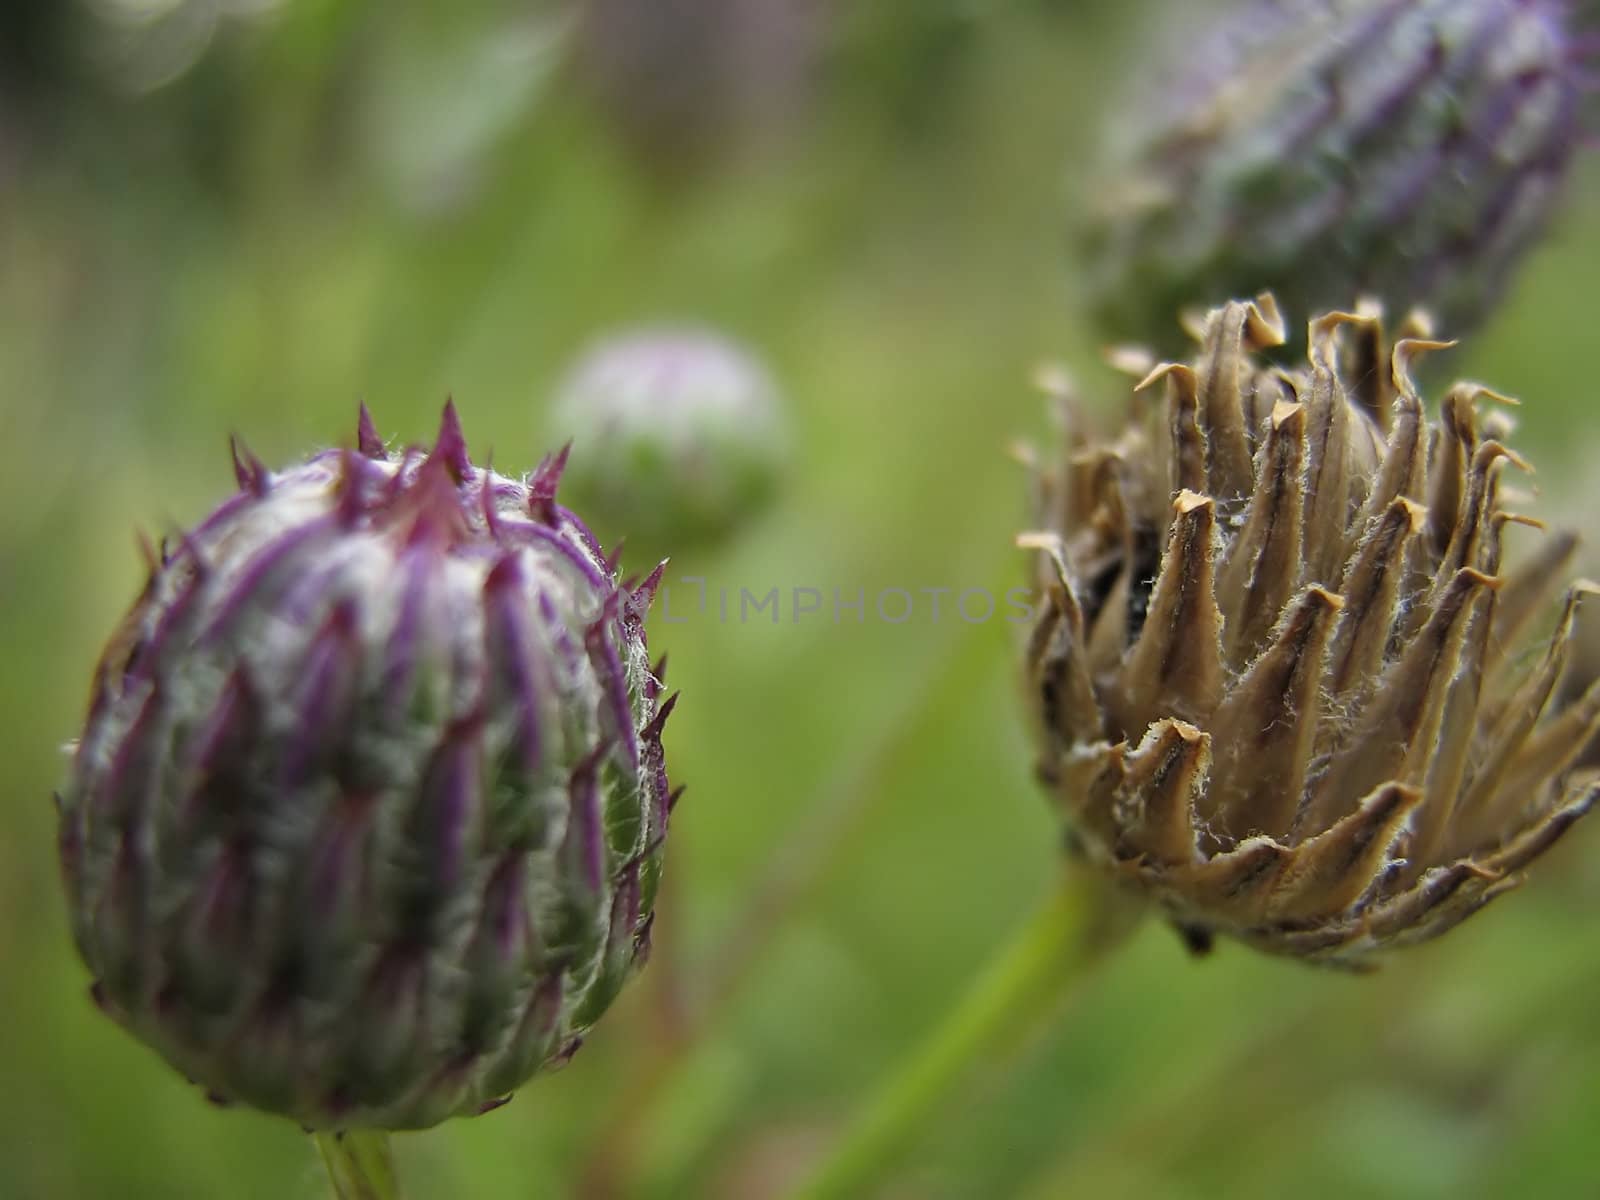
[
  {"xmin": 1022, "ymin": 295, "xmax": 1599, "ymax": 967},
  {"xmin": 58, "ymin": 404, "xmax": 677, "ymax": 1129},
  {"xmin": 1083, "ymin": 0, "xmax": 1597, "ymax": 351}
]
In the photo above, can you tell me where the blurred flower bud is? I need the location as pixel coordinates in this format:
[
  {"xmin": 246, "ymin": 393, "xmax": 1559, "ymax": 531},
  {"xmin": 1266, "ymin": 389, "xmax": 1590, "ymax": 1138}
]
[
  {"xmin": 1022, "ymin": 294, "xmax": 1598, "ymax": 966},
  {"xmin": 1082, "ymin": 0, "xmax": 1596, "ymax": 351},
  {"xmin": 549, "ymin": 326, "xmax": 789, "ymax": 557},
  {"xmin": 575, "ymin": 0, "xmax": 826, "ymax": 174},
  {"xmin": 58, "ymin": 404, "xmax": 678, "ymax": 1129}
]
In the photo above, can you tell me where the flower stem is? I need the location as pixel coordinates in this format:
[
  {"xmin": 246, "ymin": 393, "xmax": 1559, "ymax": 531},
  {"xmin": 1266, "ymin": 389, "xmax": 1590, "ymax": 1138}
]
[
  {"xmin": 314, "ymin": 1130, "xmax": 402, "ymax": 1200},
  {"xmin": 786, "ymin": 868, "xmax": 1139, "ymax": 1200}
]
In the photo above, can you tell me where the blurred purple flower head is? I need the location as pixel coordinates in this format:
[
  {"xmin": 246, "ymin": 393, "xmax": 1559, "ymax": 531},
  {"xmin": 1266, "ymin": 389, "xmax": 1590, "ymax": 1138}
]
[
  {"xmin": 1023, "ymin": 294, "xmax": 1600, "ymax": 967},
  {"xmin": 576, "ymin": 0, "xmax": 829, "ymax": 172},
  {"xmin": 1082, "ymin": 0, "xmax": 1599, "ymax": 350}
]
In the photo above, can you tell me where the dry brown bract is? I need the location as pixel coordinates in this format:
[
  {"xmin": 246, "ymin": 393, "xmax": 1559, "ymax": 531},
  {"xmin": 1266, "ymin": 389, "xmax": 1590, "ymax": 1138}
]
[{"xmin": 1022, "ymin": 294, "xmax": 1600, "ymax": 967}]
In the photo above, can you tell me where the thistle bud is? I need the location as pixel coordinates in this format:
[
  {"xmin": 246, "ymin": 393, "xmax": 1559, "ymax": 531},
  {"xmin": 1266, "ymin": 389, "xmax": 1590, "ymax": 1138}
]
[
  {"xmin": 57, "ymin": 404, "xmax": 677, "ymax": 1129},
  {"xmin": 549, "ymin": 326, "xmax": 789, "ymax": 556},
  {"xmin": 1083, "ymin": 0, "xmax": 1595, "ymax": 350},
  {"xmin": 1022, "ymin": 295, "xmax": 1599, "ymax": 966}
]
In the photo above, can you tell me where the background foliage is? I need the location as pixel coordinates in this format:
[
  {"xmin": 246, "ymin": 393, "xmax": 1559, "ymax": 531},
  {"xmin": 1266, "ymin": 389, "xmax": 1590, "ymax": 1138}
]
[{"xmin": 3, "ymin": 2, "xmax": 1598, "ymax": 1197}]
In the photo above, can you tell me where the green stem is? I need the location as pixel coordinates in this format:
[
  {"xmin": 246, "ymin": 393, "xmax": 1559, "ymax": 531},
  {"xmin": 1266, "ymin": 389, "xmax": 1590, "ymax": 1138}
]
[
  {"xmin": 314, "ymin": 1130, "xmax": 402, "ymax": 1200},
  {"xmin": 786, "ymin": 869, "xmax": 1139, "ymax": 1200}
]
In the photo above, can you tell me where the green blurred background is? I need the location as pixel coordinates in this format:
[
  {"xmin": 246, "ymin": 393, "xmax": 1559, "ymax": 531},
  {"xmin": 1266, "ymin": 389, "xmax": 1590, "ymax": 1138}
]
[{"xmin": 4, "ymin": 2, "xmax": 1600, "ymax": 1197}]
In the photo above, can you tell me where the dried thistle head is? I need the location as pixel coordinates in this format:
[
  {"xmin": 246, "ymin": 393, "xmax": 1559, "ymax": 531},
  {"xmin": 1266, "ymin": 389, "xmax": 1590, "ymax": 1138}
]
[{"xmin": 1022, "ymin": 295, "xmax": 1599, "ymax": 967}]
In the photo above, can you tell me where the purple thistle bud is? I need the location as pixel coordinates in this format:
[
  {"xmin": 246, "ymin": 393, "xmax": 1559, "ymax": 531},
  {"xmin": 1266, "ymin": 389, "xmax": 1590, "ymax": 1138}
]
[
  {"xmin": 57, "ymin": 405, "xmax": 677, "ymax": 1130},
  {"xmin": 1082, "ymin": 0, "xmax": 1598, "ymax": 350}
]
